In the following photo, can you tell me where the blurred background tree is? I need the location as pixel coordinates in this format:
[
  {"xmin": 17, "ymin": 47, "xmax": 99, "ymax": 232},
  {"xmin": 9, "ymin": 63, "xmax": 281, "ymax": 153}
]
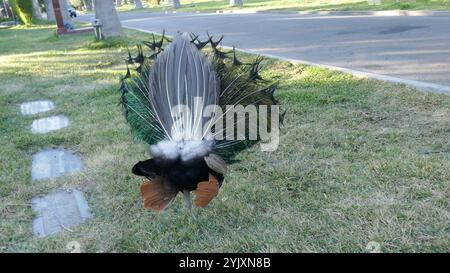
[
  {"xmin": 94, "ymin": 0, "xmax": 124, "ymax": 37},
  {"xmin": 10, "ymin": 0, "xmax": 33, "ymax": 25}
]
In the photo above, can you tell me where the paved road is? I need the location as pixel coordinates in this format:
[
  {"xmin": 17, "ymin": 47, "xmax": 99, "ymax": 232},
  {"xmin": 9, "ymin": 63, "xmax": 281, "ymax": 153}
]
[{"xmin": 79, "ymin": 12, "xmax": 450, "ymax": 92}]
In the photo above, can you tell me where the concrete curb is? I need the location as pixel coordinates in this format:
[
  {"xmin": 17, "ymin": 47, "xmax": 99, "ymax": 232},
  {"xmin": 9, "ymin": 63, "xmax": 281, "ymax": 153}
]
[
  {"xmin": 123, "ymin": 26, "xmax": 450, "ymax": 95},
  {"xmin": 249, "ymin": 51, "xmax": 450, "ymax": 95},
  {"xmin": 155, "ymin": 9, "xmax": 450, "ymax": 17},
  {"xmin": 214, "ymin": 9, "xmax": 450, "ymax": 17}
]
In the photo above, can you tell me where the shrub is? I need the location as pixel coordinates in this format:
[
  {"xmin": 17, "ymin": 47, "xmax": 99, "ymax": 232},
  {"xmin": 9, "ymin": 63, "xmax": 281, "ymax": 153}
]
[{"xmin": 10, "ymin": 0, "xmax": 33, "ymax": 25}]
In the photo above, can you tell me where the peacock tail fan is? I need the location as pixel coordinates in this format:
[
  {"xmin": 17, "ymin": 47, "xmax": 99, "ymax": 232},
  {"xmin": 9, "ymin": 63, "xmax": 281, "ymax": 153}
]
[{"xmin": 120, "ymin": 32, "xmax": 281, "ymax": 162}]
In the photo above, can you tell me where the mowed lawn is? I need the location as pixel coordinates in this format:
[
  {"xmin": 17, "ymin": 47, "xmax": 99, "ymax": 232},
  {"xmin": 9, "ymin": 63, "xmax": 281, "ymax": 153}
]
[
  {"xmin": 115, "ymin": 0, "xmax": 450, "ymax": 13},
  {"xmin": 0, "ymin": 25, "xmax": 449, "ymax": 252}
]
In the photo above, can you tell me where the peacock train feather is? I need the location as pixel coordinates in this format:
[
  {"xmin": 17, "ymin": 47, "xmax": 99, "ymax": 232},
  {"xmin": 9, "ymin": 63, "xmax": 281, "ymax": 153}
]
[{"xmin": 119, "ymin": 31, "xmax": 281, "ymax": 211}]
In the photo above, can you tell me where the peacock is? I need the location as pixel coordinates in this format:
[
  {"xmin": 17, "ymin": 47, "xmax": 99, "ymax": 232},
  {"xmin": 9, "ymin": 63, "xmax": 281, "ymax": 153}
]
[{"xmin": 119, "ymin": 31, "xmax": 281, "ymax": 212}]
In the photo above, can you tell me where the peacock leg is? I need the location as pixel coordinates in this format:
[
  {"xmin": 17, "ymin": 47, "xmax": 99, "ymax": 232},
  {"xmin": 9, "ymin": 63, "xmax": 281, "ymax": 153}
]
[{"xmin": 183, "ymin": 190, "xmax": 191, "ymax": 209}]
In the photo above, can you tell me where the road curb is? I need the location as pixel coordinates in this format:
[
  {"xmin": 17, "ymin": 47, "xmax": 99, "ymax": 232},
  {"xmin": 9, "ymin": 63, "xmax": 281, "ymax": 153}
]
[
  {"xmin": 122, "ymin": 26, "xmax": 450, "ymax": 96},
  {"xmin": 295, "ymin": 10, "xmax": 450, "ymax": 16},
  {"xmin": 248, "ymin": 51, "xmax": 450, "ymax": 95},
  {"xmin": 158, "ymin": 9, "xmax": 450, "ymax": 17},
  {"xmin": 216, "ymin": 10, "xmax": 450, "ymax": 17}
]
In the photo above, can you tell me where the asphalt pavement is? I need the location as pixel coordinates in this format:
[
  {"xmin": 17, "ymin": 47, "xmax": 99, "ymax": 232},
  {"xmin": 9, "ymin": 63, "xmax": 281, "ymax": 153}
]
[{"xmin": 79, "ymin": 12, "xmax": 450, "ymax": 93}]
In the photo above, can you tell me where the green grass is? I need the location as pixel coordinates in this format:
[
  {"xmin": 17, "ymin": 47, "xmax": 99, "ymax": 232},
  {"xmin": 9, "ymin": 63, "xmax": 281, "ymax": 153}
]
[
  {"xmin": 112, "ymin": 0, "xmax": 450, "ymax": 13},
  {"xmin": 0, "ymin": 24, "xmax": 449, "ymax": 252}
]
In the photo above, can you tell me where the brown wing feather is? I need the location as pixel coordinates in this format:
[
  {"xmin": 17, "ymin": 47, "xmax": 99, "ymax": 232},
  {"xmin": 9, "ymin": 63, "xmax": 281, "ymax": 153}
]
[
  {"xmin": 194, "ymin": 174, "xmax": 220, "ymax": 208},
  {"xmin": 140, "ymin": 176, "xmax": 178, "ymax": 212}
]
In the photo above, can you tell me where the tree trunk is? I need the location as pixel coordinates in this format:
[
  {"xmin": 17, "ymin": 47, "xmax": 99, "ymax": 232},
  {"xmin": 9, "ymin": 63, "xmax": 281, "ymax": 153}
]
[
  {"xmin": 134, "ymin": 0, "xmax": 142, "ymax": 9},
  {"xmin": 0, "ymin": 1, "xmax": 4, "ymax": 18},
  {"xmin": 83, "ymin": 0, "xmax": 93, "ymax": 11},
  {"xmin": 1, "ymin": 0, "xmax": 10, "ymax": 18},
  {"xmin": 94, "ymin": 0, "xmax": 124, "ymax": 38},
  {"xmin": 116, "ymin": 0, "xmax": 122, "ymax": 7},
  {"xmin": 170, "ymin": 0, "xmax": 180, "ymax": 9},
  {"xmin": 31, "ymin": 0, "xmax": 43, "ymax": 19},
  {"xmin": 44, "ymin": 0, "xmax": 56, "ymax": 21},
  {"xmin": 58, "ymin": 0, "xmax": 72, "ymax": 25},
  {"xmin": 230, "ymin": 0, "xmax": 243, "ymax": 7}
]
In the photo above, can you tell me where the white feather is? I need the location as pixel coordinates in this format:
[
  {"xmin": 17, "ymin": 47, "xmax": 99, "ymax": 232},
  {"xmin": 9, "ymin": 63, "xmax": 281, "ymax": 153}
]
[
  {"xmin": 147, "ymin": 34, "xmax": 220, "ymax": 163},
  {"xmin": 150, "ymin": 139, "xmax": 213, "ymax": 163},
  {"xmin": 150, "ymin": 140, "xmax": 179, "ymax": 162},
  {"xmin": 180, "ymin": 140, "xmax": 213, "ymax": 162}
]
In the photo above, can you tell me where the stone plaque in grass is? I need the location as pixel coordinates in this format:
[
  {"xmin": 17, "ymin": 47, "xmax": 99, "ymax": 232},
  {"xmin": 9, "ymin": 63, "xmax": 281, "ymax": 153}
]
[
  {"xmin": 20, "ymin": 100, "xmax": 55, "ymax": 115},
  {"xmin": 32, "ymin": 189, "xmax": 92, "ymax": 237},
  {"xmin": 32, "ymin": 148, "xmax": 83, "ymax": 180},
  {"xmin": 31, "ymin": 115, "xmax": 69, "ymax": 134}
]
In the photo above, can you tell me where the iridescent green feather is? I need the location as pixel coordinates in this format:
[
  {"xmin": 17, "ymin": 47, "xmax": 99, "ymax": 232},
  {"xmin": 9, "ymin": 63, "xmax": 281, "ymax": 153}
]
[{"xmin": 119, "ymin": 32, "xmax": 281, "ymax": 161}]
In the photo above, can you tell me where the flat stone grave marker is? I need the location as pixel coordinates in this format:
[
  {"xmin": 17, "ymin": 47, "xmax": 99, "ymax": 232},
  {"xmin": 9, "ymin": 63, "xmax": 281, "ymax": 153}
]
[
  {"xmin": 32, "ymin": 148, "xmax": 83, "ymax": 180},
  {"xmin": 31, "ymin": 115, "xmax": 69, "ymax": 134},
  {"xmin": 20, "ymin": 100, "xmax": 55, "ymax": 115},
  {"xmin": 32, "ymin": 189, "xmax": 92, "ymax": 237}
]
